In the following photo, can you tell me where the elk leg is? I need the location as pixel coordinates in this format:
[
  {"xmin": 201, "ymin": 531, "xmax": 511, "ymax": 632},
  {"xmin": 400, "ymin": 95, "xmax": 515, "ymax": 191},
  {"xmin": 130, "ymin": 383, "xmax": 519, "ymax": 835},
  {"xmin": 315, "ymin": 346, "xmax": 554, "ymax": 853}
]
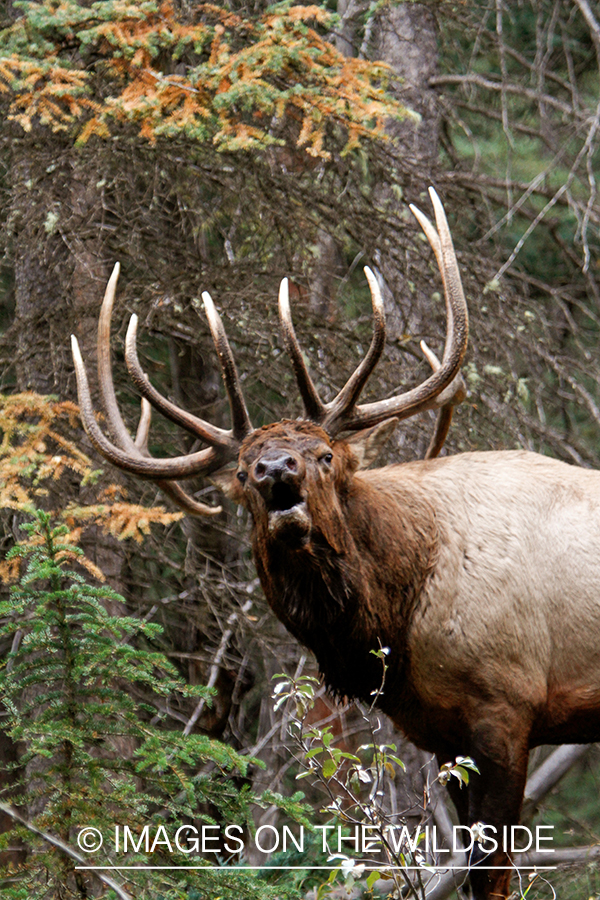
[{"xmin": 465, "ymin": 726, "xmax": 531, "ymax": 900}]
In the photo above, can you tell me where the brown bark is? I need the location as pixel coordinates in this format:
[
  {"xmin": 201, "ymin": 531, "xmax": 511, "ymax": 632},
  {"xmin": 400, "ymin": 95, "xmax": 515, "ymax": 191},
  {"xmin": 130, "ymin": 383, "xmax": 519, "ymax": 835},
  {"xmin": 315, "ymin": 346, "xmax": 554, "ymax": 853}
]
[
  {"xmin": 10, "ymin": 143, "xmax": 108, "ymax": 397},
  {"xmin": 370, "ymin": 3, "xmax": 439, "ymax": 165}
]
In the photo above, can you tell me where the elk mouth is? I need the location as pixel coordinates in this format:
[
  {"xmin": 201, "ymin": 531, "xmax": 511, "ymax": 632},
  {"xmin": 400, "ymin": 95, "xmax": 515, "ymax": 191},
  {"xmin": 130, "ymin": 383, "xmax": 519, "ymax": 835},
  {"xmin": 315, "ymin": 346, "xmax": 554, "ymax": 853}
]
[
  {"xmin": 266, "ymin": 484, "xmax": 309, "ymax": 539},
  {"xmin": 268, "ymin": 482, "xmax": 303, "ymax": 513}
]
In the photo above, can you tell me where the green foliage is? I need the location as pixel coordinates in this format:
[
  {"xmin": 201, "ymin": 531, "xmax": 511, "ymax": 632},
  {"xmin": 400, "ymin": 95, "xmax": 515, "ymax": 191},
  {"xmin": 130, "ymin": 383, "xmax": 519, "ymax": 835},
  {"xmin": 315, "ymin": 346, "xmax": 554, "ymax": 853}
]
[
  {"xmin": 0, "ymin": 510, "xmax": 302, "ymax": 899},
  {"xmin": 437, "ymin": 756, "xmax": 479, "ymax": 789}
]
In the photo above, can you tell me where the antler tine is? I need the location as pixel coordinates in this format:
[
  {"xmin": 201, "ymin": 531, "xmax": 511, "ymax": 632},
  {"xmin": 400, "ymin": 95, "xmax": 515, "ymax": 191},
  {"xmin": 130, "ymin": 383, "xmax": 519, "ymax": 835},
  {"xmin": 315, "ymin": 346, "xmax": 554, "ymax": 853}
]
[
  {"xmin": 135, "ymin": 401, "xmax": 223, "ymax": 515},
  {"xmin": 135, "ymin": 397, "xmax": 152, "ymax": 453},
  {"xmin": 278, "ymin": 278, "xmax": 326, "ymax": 422},
  {"xmin": 322, "ymin": 266, "xmax": 386, "ymax": 433},
  {"xmin": 419, "ymin": 340, "xmax": 466, "ymax": 459},
  {"xmin": 325, "ymin": 188, "xmax": 468, "ymax": 434},
  {"xmin": 419, "ymin": 339, "xmax": 441, "ymax": 372},
  {"xmin": 72, "ymin": 334, "xmax": 225, "ymax": 480},
  {"xmin": 125, "ymin": 315, "xmax": 235, "ymax": 450},
  {"xmin": 202, "ymin": 292, "xmax": 253, "ymax": 441},
  {"xmin": 424, "ymin": 406, "xmax": 453, "ymax": 460},
  {"xmin": 97, "ymin": 262, "xmax": 138, "ymax": 454},
  {"xmin": 409, "ymin": 209, "xmax": 453, "ymax": 368},
  {"xmin": 73, "ymin": 266, "xmax": 251, "ymax": 515},
  {"xmin": 158, "ymin": 480, "xmax": 223, "ymax": 517},
  {"xmin": 420, "ymin": 340, "xmax": 465, "ymax": 402},
  {"xmin": 92, "ymin": 264, "xmax": 232, "ymax": 513},
  {"xmin": 428, "ymin": 186, "xmax": 468, "ymax": 351}
]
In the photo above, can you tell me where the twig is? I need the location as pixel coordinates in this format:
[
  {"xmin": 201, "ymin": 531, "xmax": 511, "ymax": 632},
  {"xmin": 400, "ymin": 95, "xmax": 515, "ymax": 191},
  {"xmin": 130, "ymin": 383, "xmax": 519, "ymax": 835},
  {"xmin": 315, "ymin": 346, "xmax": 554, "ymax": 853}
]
[
  {"xmin": 574, "ymin": 0, "xmax": 600, "ymax": 52},
  {"xmin": 429, "ymin": 73, "xmax": 579, "ymax": 119},
  {"xmin": 6, "ymin": 629, "xmax": 23, "ymax": 673},
  {"xmin": 182, "ymin": 599, "xmax": 253, "ymax": 736},
  {"xmin": 493, "ymin": 101, "xmax": 600, "ymax": 281}
]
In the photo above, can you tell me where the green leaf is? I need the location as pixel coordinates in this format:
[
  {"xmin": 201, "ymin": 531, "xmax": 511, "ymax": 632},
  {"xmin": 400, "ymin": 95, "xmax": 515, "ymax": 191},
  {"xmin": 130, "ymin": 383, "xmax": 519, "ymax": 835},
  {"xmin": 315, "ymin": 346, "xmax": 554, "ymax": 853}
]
[{"xmin": 322, "ymin": 758, "xmax": 337, "ymax": 779}]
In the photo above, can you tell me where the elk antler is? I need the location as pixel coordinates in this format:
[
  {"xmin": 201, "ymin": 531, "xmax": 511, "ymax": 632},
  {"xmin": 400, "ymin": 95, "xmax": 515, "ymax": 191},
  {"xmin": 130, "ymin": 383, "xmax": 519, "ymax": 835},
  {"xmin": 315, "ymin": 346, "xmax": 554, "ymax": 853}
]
[
  {"xmin": 278, "ymin": 186, "xmax": 469, "ymax": 439},
  {"xmin": 418, "ymin": 340, "xmax": 466, "ymax": 459},
  {"xmin": 71, "ymin": 188, "xmax": 467, "ymax": 516},
  {"xmin": 71, "ymin": 265, "xmax": 252, "ymax": 515}
]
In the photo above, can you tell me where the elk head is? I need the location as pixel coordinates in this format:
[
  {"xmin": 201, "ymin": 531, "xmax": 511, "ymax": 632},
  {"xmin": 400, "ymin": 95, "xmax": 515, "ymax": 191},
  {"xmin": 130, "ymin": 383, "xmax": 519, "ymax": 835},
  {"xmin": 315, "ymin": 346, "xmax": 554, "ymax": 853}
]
[{"xmin": 71, "ymin": 188, "xmax": 469, "ymax": 523}]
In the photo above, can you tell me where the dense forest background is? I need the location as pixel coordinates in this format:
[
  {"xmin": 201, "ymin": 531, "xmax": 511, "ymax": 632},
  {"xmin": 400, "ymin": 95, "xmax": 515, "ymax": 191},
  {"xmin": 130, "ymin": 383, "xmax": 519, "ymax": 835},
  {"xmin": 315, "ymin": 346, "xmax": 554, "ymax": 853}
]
[{"xmin": 0, "ymin": 0, "xmax": 600, "ymax": 898}]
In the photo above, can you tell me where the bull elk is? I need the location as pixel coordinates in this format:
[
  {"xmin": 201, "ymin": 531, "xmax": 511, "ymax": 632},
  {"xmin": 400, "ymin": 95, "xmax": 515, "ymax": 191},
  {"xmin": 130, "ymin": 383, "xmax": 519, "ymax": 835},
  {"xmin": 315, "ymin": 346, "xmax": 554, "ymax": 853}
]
[{"xmin": 70, "ymin": 189, "xmax": 600, "ymax": 900}]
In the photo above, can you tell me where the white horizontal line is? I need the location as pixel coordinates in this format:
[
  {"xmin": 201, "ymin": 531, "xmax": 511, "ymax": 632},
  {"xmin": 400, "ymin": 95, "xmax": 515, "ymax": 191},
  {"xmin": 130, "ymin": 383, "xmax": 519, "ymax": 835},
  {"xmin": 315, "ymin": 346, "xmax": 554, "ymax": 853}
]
[{"xmin": 75, "ymin": 865, "xmax": 557, "ymax": 871}]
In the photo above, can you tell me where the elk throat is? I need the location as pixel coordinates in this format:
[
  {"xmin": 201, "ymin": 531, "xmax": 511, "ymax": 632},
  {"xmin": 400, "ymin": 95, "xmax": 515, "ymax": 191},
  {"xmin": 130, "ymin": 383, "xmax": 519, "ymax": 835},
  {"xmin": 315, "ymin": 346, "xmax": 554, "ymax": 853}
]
[{"xmin": 253, "ymin": 508, "xmax": 435, "ymax": 709}]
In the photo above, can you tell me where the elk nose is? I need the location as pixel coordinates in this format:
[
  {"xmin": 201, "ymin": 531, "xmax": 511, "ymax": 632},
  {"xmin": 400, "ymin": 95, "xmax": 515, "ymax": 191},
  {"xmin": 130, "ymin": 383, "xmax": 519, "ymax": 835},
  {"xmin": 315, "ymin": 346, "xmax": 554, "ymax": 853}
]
[{"xmin": 253, "ymin": 453, "xmax": 301, "ymax": 497}]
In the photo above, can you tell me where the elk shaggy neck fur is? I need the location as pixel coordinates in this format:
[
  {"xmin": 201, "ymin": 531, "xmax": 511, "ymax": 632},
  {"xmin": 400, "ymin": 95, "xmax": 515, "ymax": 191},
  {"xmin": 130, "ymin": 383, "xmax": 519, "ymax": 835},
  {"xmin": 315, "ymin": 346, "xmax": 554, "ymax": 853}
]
[{"xmin": 254, "ymin": 463, "xmax": 438, "ymax": 712}]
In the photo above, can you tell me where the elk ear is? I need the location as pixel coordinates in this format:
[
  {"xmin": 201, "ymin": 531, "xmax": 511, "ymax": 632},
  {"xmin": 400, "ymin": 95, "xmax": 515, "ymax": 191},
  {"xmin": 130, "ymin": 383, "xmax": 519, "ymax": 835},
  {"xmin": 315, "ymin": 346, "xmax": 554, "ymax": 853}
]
[
  {"xmin": 343, "ymin": 417, "xmax": 400, "ymax": 470},
  {"xmin": 209, "ymin": 464, "xmax": 240, "ymax": 500}
]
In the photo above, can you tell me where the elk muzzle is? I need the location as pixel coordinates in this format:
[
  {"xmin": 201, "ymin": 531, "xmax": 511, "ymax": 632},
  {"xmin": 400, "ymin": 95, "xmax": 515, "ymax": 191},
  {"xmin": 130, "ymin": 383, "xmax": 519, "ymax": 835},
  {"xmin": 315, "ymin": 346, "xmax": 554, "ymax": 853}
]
[{"xmin": 251, "ymin": 450, "xmax": 309, "ymax": 540}]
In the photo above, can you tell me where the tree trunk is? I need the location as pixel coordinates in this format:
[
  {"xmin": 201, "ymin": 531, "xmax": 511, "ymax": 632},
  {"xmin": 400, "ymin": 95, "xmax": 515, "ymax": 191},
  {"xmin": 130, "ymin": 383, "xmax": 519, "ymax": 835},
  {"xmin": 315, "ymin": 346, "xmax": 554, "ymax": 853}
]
[{"xmin": 370, "ymin": 3, "xmax": 439, "ymax": 166}]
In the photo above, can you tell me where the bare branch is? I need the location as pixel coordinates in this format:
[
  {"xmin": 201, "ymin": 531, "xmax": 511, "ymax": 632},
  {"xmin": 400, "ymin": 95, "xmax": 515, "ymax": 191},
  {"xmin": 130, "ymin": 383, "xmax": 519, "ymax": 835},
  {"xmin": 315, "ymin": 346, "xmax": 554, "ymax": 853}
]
[
  {"xmin": 522, "ymin": 744, "xmax": 593, "ymax": 817},
  {"xmin": 0, "ymin": 802, "xmax": 133, "ymax": 900}
]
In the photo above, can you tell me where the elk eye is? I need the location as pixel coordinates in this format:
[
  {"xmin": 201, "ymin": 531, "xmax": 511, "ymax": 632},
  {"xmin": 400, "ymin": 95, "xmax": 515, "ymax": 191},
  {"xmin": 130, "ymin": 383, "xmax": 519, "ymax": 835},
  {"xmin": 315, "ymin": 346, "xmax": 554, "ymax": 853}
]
[
  {"xmin": 321, "ymin": 453, "xmax": 333, "ymax": 465},
  {"xmin": 237, "ymin": 470, "xmax": 248, "ymax": 484}
]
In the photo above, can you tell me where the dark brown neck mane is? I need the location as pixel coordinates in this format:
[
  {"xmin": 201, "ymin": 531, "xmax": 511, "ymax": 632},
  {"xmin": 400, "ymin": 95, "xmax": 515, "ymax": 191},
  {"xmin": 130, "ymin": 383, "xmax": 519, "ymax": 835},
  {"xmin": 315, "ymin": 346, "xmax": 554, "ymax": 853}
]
[{"xmin": 252, "ymin": 472, "xmax": 438, "ymax": 714}]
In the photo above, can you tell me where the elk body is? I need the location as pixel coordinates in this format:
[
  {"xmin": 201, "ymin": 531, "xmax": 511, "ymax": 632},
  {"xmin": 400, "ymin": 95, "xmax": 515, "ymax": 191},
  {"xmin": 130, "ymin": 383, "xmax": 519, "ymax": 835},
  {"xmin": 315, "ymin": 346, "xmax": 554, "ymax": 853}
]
[{"xmin": 70, "ymin": 190, "xmax": 600, "ymax": 900}]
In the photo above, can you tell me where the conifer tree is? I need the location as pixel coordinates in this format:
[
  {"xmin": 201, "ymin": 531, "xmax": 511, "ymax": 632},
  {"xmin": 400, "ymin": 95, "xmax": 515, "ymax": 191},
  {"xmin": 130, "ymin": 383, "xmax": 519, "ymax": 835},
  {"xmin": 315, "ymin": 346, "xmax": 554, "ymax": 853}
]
[
  {"xmin": 0, "ymin": 510, "xmax": 306, "ymax": 899},
  {"xmin": 0, "ymin": 0, "xmax": 408, "ymax": 157}
]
